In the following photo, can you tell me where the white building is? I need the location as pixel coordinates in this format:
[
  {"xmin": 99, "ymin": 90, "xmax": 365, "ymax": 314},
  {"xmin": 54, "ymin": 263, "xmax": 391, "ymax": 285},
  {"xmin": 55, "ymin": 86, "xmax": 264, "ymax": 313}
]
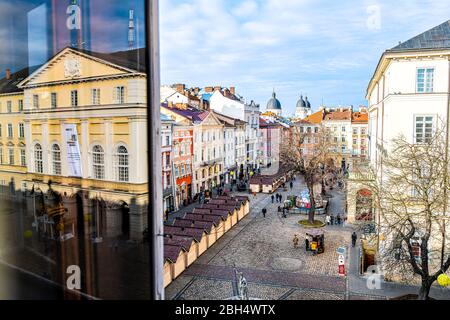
[
  {"xmin": 365, "ymin": 20, "xmax": 450, "ymax": 278},
  {"xmin": 367, "ymin": 21, "xmax": 450, "ymax": 173},
  {"xmin": 214, "ymin": 112, "xmax": 246, "ymax": 183},
  {"xmin": 209, "ymin": 88, "xmax": 260, "ymax": 172}
]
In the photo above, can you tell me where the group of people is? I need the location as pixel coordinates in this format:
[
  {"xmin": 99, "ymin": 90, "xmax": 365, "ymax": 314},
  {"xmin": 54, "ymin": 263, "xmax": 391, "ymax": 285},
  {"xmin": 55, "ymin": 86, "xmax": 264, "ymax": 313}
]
[
  {"xmin": 325, "ymin": 213, "xmax": 345, "ymax": 226},
  {"xmin": 271, "ymin": 193, "xmax": 284, "ymax": 203}
]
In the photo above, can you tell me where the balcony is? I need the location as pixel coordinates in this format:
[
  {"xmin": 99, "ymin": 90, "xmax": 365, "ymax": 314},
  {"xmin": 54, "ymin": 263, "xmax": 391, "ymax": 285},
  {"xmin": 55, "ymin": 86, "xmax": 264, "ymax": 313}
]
[
  {"xmin": 202, "ymin": 158, "xmax": 222, "ymax": 167},
  {"xmin": 163, "ymin": 186, "xmax": 174, "ymax": 197}
]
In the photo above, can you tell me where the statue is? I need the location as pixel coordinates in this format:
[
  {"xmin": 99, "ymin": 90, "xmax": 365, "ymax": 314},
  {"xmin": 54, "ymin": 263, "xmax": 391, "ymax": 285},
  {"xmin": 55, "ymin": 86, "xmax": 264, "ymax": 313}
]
[{"xmin": 235, "ymin": 269, "xmax": 249, "ymax": 300}]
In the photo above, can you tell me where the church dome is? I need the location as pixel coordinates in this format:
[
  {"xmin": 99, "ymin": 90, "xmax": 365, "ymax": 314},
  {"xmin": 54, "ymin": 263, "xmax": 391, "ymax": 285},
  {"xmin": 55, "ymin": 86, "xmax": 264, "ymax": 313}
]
[
  {"xmin": 266, "ymin": 92, "xmax": 282, "ymax": 110},
  {"xmin": 296, "ymin": 95, "xmax": 306, "ymax": 109},
  {"xmin": 305, "ymin": 96, "xmax": 311, "ymax": 108}
]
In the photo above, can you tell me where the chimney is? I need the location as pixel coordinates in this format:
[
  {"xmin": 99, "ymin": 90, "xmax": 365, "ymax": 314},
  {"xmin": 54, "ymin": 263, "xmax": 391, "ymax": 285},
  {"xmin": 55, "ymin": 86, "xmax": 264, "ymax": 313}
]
[
  {"xmin": 229, "ymin": 86, "xmax": 235, "ymax": 95},
  {"xmin": 5, "ymin": 68, "xmax": 11, "ymax": 80}
]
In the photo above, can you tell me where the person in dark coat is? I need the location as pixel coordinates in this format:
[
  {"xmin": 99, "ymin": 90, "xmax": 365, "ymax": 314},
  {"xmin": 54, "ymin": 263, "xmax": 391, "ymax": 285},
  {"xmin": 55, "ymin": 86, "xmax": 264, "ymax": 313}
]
[
  {"xmin": 271, "ymin": 194, "xmax": 275, "ymax": 203},
  {"xmin": 290, "ymin": 181, "xmax": 293, "ymax": 190},
  {"xmin": 337, "ymin": 214, "xmax": 341, "ymax": 225},
  {"xmin": 262, "ymin": 208, "xmax": 267, "ymax": 218},
  {"xmin": 352, "ymin": 232, "xmax": 357, "ymax": 247}
]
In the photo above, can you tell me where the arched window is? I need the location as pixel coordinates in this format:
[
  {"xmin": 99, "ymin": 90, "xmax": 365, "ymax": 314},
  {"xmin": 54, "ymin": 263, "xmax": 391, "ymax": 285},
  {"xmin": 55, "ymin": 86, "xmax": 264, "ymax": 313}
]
[
  {"xmin": 34, "ymin": 143, "xmax": 43, "ymax": 173},
  {"xmin": 116, "ymin": 146, "xmax": 129, "ymax": 182},
  {"xmin": 52, "ymin": 144, "xmax": 61, "ymax": 175},
  {"xmin": 92, "ymin": 145, "xmax": 105, "ymax": 179}
]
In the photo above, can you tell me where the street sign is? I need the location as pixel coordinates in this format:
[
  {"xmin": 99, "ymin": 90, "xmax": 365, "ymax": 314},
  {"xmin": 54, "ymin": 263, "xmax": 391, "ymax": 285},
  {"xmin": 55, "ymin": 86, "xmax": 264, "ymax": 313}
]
[
  {"xmin": 338, "ymin": 254, "xmax": 346, "ymax": 276},
  {"xmin": 339, "ymin": 264, "xmax": 346, "ymax": 276}
]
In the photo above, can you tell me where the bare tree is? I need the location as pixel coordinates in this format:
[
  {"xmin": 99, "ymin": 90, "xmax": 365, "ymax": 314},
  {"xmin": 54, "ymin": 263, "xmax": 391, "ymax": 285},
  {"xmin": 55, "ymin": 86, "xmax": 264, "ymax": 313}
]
[
  {"xmin": 281, "ymin": 124, "xmax": 336, "ymax": 224},
  {"xmin": 360, "ymin": 125, "xmax": 450, "ymax": 300}
]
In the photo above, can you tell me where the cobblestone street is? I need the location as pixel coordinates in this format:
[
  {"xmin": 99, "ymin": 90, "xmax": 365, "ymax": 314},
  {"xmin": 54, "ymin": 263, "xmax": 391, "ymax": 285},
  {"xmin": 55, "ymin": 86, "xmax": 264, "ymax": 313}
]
[{"xmin": 165, "ymin": 175, "xmax": 358, "ymax": 300}]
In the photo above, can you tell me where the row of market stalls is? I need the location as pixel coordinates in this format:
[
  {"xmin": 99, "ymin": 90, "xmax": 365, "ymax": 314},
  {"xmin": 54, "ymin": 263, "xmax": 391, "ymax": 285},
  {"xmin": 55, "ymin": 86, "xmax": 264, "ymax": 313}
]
[
  {"xmin": 163, "ymin": 195, "xmax": 250, "ymax": 287},
  {"xmin": 249, "ymin": 166, "xmax": 294, "ymax": 194}
]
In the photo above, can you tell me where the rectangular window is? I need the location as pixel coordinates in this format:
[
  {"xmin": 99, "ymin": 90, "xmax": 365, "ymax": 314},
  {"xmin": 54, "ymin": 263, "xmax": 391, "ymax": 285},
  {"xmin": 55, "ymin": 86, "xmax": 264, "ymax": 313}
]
[
  {"xmin": 51, "ymin": 92, "xmax": 57, "ymax": 108},
  {"xmin": 314, "ymin": 127, "xmax": 318, "ymax": 133},
  {"xmin": 342, "ymin": 126, "xmax": 346, "ymax": 132},
  {"xmin": 115, "ymin": 86, "xmax": 125, "ymax": 104},
  {"xmin": 417, "ymin": 68, "xmax": 434, "ymax": 93},
  {"xmin": 33, "ymin": 95, "xmax": 39, "ymax": 109},
  {"xmin": 165, "ymin": 136, "xmax": 170, "ymax": 146},
  {"xmin": 0, "ymin": 148, "xmax": 3, "ymax": 165},
  {"xmin": 71, "ymin": 90, "xmax": 78, "ymax": 107},
  {"xmin": 18, "ymin": 100, "xmax": 23, "ymax": 112},
  {"xmin": 18, "ymin": 123, "xmax": 25, "ymax": 138},
  {"xmin": 341, "ymin": 136, "xmax": 346, "ymax": 142},
  {"xmin": 353, "ymin": 128, "xmax": 358, "ymax": 135},
  {"xmin": 353, "ymin": 139, "xmax": 357, "ymax": 145},
  {"xmin": 7, "ymin": 124, "xmax": 13, "ymax": 138},
  {"xmin": 8, "ymin": 148, "xmax": 14, "ymax": 165},
  {"xmin": 0, "ymin": 124, "xmax": 2, "ymax": 137},
  {"xmin": 361, "ymin": 128, "xmax": 366, "ymax": 135},
  {"xmin": 7, "ymin": 101, "xmax": 12, "ymax": 113},
  {"xmin": 415, "ymin": 115, "xmax": 434, "ymax": 143},
  {"xmin": 91, "ymin": 88, "xmax": 101, "ymax": 105},
  {"xmin": 20, "ymin": 149, "xmax": 26, "ymax": 167}
]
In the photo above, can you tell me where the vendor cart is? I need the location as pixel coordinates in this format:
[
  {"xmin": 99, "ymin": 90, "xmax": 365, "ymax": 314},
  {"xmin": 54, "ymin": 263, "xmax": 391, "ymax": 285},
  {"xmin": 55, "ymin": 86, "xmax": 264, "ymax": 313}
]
[{"xmin": 306, "ymin": 229, "xmax": 325, "ymax": 255}]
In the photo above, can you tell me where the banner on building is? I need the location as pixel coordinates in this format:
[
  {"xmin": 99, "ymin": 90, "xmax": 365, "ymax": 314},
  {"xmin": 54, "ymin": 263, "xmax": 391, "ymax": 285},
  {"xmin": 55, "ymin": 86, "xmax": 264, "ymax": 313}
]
[{"xmin": 64, "ymin": 124, "xmax": 82, "ymax": 177}]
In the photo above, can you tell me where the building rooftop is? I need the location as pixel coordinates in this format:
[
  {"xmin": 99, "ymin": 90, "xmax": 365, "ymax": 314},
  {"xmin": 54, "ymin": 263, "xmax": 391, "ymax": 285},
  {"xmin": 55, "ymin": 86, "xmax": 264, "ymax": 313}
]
[
  {"xmin": 324, "ymin": 109, "xmax": 352, "ymax": 121},
  {"xmin": 351, "ymin": 112, "xmax": 368, "ymax": 123},
  {"xmin": 389, "ymin": 20, "xmax": 450, "ymax": 52},
  {"xmin": 304, "ymin": 110, "xmax": 324, "ymax": 124}
]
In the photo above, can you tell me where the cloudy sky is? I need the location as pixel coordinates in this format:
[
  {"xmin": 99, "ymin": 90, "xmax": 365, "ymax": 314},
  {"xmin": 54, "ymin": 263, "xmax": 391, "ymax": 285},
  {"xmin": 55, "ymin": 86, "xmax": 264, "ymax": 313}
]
[{"xmin": 160, "ymin": 0, "xmax": 449, "ymax": 115}]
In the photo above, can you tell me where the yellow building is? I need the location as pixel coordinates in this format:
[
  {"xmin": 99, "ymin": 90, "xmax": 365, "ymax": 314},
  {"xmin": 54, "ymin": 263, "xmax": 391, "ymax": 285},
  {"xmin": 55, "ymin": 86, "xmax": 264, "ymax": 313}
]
[{"xmin": 0, "ymin": 47, "xmax": 149, "ymax": 240}]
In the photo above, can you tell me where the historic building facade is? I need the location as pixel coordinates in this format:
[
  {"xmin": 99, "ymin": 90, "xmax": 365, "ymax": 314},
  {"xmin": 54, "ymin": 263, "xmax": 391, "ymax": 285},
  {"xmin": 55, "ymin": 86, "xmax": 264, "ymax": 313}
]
[{"xmin": 0, "ymin": 47, "xmax": 149, "ymax": 241}]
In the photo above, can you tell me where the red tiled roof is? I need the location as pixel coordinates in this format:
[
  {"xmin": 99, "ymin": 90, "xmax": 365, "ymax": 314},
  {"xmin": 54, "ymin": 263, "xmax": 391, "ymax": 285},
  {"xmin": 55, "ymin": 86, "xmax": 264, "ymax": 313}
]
[
  {"xmin": 304, "ymin": 110, "xmax": 324, "ymax": 124},
  {"xmin": 352, "ymin": 112, "xmax": 368, "ymax": 123},
  {"xmin": 324, "ymin": 110, "xmax": 352, "ymax": 121}
]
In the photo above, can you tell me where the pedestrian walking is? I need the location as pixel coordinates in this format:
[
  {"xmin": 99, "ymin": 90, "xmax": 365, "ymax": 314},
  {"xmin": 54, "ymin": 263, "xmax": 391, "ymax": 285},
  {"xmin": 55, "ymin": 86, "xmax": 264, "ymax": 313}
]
[
  {"xmin": 305, "ymin": 238, "xmax": 310, "ymax": 252},
  {"xmin": 290, "ymin": 181, "xmax": 293, "ymax": 190},
  {"xmin": 277, "ymin": 206, "xmax": 282, "ymax": 213},
  {"xmin": 271, "ymin": 194, "xmax": 275, "ymax": 203},
  {"xmin": 330, "ymin": 215, "xmax": 334, "ymax": 225},
  {"xmin": 293, "ymin": 234, "xmax": 299, "ymax": 248},
  {"xmin": 262, "ymin": 208, "xmax": 267, "ymax": 218},
  {"xmin": 279, "ymin": 194, "xmax": 283, "ymax": 202},
  {"xmin": 337, "ymin": 214, "xmax": 341, "ymax": 225},
  {"xmin": 351, "ymin": 232, "xmax": 357, "ymax": 247},
  {"xmin": 325, "ymin": 214, "xmax": 331, "ymax": 225}
]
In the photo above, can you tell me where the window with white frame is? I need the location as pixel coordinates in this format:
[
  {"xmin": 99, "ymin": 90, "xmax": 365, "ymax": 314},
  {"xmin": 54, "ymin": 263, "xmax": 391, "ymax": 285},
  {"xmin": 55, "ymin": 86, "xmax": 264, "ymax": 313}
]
[
  {"xmin": 92, "ymin": 145, "xmax": 105, "ymax": 179},
  {"xmin": 71, "ymin": 90, "xmax": 78, "ymax": 107},
  {"xmin": 115, "ymin": 86, "xmax": 125, "ymax": 104},
  {"xmin": 414, "ymin": 115, "xmax": 434, "ymax": 144},
  {"xmin": 91, "ymin": 88, "xmax": 101, "ymax": 105},
  {"xmin": 7, "ymin": 123, "xmax": 13, "ymax": 138},
  {"xmin": 33, "ymin": 95, "xmax": 39, "ymax": 109},
  {"xmin": 18, "ymin": 100, "xmax": 23, "ymax": 111},
  {"xmin": 417, "ymin": 68, "xmax": 434, "ymax": 93},
  {"xmin": 116, "ymin": 146, "xmax": 129, "ymax": 182},
  {"xmin": 8, "ymin": 147, "xmax": 14, "ymax": 165},
  {"xmin": 18, "ymin": 123, "xmax": 25, "ymax": 138},
  {"xmin": 52, "ymin": 144, "xmax": 61, "ymax": 175},
  {"xmin": 20, "ymin": 148, "xmax": 26, "ymax": 166},
  {"xmin": 7, "ymin": 101, "xmax": 12, "ymax": 113},
  {"xmin": 34, "ymin": 143, "xmax": 43, "ymax": 173}
]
